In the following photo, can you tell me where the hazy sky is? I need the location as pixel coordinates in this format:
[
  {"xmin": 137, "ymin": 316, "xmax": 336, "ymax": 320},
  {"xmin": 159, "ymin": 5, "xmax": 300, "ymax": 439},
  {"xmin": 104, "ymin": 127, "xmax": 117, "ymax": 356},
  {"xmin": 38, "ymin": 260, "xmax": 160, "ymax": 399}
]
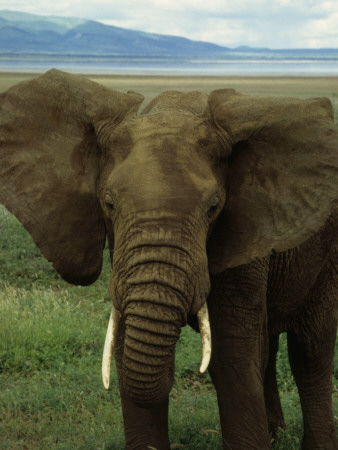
[{"xmin": 1, "ymin": 0, "xmax": 337, "ymax": 49}]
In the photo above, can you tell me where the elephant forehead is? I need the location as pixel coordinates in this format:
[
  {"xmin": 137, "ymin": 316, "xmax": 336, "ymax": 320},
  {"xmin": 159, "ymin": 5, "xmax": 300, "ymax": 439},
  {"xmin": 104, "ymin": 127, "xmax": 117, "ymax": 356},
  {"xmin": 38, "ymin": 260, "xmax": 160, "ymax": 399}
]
[
  {"xmin": 108, "ymin": 114, "xmax": 218, "ymax": 210},
  {"xmin": 129, "ymin": 114, "xmax": 216, "ymax": 181},
  {"xmin": 132, "ymin": 112, "xmax": 208, "ymax": 144}
]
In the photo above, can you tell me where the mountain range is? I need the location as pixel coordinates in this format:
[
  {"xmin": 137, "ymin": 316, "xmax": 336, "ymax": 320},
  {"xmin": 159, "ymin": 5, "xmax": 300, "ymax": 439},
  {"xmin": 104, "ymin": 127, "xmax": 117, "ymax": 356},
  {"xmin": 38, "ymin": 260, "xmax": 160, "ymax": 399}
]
[
  {"xmin": 0, "ymin": 10, "xmax": 230, "ymax": 57},
  {"xmin": 0, "ymin": 10, "xmax": 337, "ymax": 59}
]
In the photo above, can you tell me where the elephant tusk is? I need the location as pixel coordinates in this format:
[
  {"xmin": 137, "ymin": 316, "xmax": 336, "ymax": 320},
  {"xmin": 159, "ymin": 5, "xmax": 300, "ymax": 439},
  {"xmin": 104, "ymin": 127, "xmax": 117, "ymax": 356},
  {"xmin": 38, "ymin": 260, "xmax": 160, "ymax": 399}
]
[
  {"xmin": 102, "ymin": 305, "xmax": 121, "ymax": 389},
  {"xmin": 197, "ymin": 302, "xmax": 212, "ymax": 373}
]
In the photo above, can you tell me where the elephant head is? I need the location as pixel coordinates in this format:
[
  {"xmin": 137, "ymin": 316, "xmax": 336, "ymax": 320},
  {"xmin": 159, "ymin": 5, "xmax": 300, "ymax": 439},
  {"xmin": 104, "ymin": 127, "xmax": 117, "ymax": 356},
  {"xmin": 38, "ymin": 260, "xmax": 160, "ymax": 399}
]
[{"xmin": 0, "ymin": 70, "xmax": 336, "ymax": 408}]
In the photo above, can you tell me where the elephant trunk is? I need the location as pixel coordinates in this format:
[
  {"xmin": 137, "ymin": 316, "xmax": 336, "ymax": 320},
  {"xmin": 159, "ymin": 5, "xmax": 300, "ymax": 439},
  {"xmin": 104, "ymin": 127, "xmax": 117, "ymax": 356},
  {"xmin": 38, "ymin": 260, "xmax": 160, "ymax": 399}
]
[
  {"xmin": 120, "ymin": 257, "xmax": 191, "ymax": 406},
  {"xmin": 102, "ymin": 218, "xmax": 211, "ymax": 406},
  {"xmin": 122, "ymin": 301, "xmax": 211, "ymax": 406},
  {"xmin": 122, "ymin": 303, "xmax": 180, "ymax": 406}
]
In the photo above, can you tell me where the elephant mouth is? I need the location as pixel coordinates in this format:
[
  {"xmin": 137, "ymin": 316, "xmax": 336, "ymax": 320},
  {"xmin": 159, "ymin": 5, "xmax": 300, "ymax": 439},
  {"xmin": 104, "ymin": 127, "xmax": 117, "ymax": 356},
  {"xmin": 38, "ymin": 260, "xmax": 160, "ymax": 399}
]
[{"xmin": 101, "ymin": 302, "xmax": 211, "ymax": 391}]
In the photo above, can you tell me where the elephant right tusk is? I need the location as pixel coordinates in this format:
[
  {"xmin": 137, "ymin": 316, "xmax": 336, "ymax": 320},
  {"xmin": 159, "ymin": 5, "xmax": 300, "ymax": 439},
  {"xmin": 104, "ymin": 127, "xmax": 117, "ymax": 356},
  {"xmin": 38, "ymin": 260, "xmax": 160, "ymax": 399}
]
[
  {"xmin": 102, "ymin": 305, "xmax": 121, "ymax": 389},
  {"xmin": 197, "ymin": 302, "xmax": 212, "ymax": 373}
]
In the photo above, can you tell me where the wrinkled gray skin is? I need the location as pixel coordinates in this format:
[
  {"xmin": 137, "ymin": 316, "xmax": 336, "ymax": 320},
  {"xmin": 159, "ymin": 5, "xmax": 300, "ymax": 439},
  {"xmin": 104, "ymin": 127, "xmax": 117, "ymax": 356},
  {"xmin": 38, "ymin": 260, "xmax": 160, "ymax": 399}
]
[{"xmin": 0, "ymin": 70, "xmax": 337, "ymax": 449}]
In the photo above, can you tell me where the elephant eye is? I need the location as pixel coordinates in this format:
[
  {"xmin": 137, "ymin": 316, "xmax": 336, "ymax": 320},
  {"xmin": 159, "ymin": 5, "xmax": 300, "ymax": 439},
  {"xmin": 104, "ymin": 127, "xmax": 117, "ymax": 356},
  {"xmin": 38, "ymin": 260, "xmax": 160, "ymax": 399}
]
[
  {"xmin": 106, "ymin": 201, "xmax": 114, "ymax": 210},
  {"xmin": 207, "ymin": 194, "xmax": 220, "ymax": 219},
  {"xmin": 104, "ymin": 194, "xmax": 115, "ymax": 211}
]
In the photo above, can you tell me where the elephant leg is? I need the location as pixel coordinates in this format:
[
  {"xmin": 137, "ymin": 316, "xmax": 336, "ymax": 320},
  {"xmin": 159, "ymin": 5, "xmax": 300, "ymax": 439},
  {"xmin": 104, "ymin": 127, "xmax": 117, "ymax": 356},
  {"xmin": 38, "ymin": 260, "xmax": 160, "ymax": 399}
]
[
  {"xmin": 287, "ymin": 320, "xmax": 337, "ymax": 450},
  {"xmin": 114, "ymin": 323, "xmax": 171, "ymax": 450},
  {"xmin": 208, "ymin": 261, "xmax": 271, "ymax": 450},
  {"xmin": 286, "ymin": 256, "xmax": 337, "ymax": 450},
  {"xmin": 264, "ymin": 334, "xmax": 286, "ymax": 438}
]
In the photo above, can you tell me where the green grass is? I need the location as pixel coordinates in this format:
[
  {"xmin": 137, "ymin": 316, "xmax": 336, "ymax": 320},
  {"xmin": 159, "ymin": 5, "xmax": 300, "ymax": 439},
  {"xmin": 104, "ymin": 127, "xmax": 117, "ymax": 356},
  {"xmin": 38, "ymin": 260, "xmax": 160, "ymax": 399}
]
[{"xmin": 0, "ymin": 205, "xmax": 337, "ymax": 449}]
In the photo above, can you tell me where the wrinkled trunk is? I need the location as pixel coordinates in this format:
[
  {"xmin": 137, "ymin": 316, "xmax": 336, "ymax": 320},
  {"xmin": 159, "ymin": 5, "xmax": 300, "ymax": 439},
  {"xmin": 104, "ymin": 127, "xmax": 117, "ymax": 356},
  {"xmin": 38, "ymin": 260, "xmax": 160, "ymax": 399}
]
[
  {"xmin": 121, "ymin": 256, "xmax": 192, "ymax": 406},
  {"xmin": 108, "ymin": 214, "xmax": 210, "ymax": 407},
  {"xmin": 123, "ymin": 311, "xmax": 178, "ymax": 404}
]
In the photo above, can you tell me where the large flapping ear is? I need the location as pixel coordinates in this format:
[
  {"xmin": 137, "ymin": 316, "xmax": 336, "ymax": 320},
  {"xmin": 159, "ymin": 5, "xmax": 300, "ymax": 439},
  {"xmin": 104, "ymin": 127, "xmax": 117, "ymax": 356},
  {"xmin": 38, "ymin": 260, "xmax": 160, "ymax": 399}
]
[
  {"xmin": 0, "ymin": 69, "xmax": 144, "ymax": 284},
  {"xmin": 207, "ymin": 88, "xmax": 338, "ymax": 272}
]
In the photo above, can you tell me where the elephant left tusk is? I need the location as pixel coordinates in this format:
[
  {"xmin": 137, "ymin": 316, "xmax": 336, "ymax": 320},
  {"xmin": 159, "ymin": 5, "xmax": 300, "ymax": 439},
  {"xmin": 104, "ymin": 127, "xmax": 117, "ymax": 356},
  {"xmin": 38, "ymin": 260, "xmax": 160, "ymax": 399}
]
[
  {"xmin": 197, "ymin": 302, "xmax": 212, "ymax": 373},
  {"xmin": 102, "ymin": 305, "xmax": 121, "ymax": 389}
]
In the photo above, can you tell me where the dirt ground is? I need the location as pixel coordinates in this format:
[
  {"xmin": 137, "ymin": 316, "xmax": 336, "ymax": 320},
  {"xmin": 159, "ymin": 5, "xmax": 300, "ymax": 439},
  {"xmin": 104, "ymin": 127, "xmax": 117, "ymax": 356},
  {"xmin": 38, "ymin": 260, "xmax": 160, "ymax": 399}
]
[{"xmin": 0, "ymin": 72, "xmax": 337, "ymax": 114}]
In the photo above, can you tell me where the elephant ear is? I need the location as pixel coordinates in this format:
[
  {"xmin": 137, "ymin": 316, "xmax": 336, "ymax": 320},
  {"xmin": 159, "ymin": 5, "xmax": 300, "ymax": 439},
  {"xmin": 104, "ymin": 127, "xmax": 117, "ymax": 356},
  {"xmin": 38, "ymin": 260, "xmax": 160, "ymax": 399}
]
[
  {"xmin": 207, "ymin": 88, "xmax": 338, "ymax": 272},
  {"xmin": 0, "ymin": 69, "xmax": 143, "ymax": 284}
]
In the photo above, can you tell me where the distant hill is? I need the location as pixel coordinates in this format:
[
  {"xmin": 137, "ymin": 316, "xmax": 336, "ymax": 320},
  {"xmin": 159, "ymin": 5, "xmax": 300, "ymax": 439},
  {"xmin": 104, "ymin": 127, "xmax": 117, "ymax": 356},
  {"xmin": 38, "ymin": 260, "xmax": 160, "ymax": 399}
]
[
  {"xmin": 0, "ymin": 10, "xmax": 337, "ymax": 59},
  {"xmin": 0, "ymin": 10, "xmax": 230, "ymax": 57}
]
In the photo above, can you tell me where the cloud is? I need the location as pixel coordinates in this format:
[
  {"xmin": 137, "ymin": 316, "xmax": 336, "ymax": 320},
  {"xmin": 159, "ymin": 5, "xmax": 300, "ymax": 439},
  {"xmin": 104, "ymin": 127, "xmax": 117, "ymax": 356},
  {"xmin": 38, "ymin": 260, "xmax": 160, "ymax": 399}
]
[
  {"xmin": 298, "ymin": 11, "xmax": 338, "ymax": 48},
  {"xmin": 1, "ymin": 0, "xmax": 337, "ymax": 48}
]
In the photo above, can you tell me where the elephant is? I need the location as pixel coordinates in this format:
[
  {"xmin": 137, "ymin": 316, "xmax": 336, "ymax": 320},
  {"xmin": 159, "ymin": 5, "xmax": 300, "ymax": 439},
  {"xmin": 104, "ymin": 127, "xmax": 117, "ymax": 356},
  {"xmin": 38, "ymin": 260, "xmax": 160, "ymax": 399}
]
[{"xmin": 0, "ymin": 69, "xmax": 337, "ymax": 449}]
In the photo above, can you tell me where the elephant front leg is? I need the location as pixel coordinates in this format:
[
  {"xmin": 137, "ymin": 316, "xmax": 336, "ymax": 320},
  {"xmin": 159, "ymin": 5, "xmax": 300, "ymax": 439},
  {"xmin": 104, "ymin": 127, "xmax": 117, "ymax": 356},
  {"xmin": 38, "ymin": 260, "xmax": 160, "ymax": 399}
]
[
  {"xmin": 208, "ymin": 264, "xmax": 271, "ymax": 450},
  {"xmin": 287, "ymin": 264, "xmax": 338, "ymax": 450},
  {"xmin": 264, "ymin": 334, "xmax": 286, "ymax": 437},
  {"xmin": 287, "ymin": 325, "xmax": 337, "ymax": 449}
]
